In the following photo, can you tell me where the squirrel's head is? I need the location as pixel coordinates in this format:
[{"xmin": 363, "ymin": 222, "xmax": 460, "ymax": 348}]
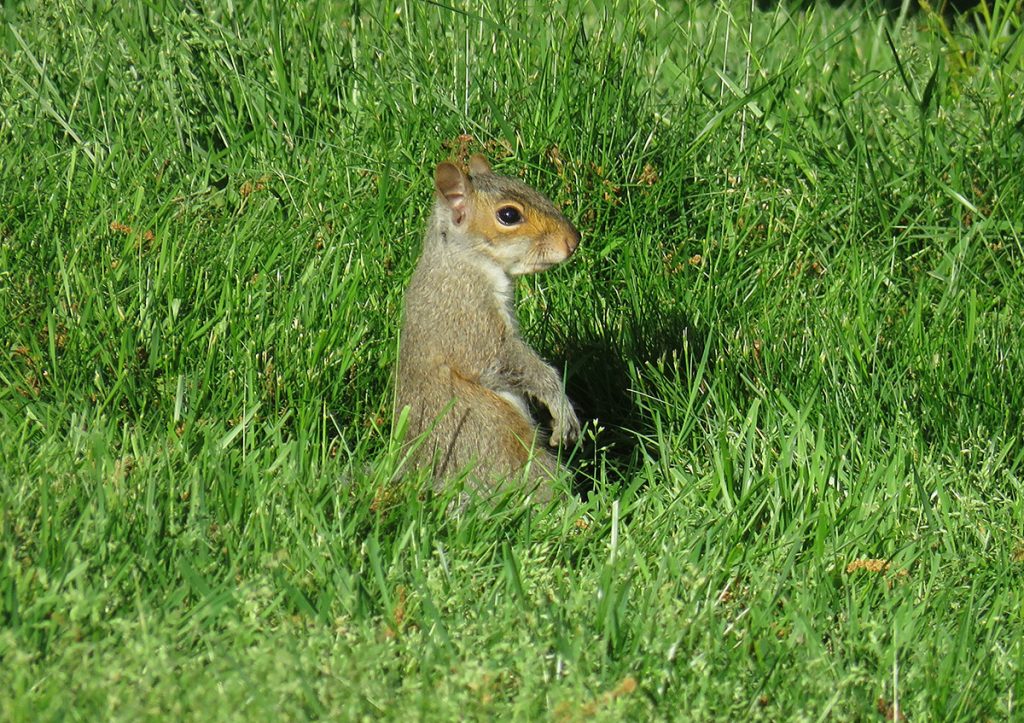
[{"xmin": 434, "ymin": 154, "xmax": 580, "ymax": 276}]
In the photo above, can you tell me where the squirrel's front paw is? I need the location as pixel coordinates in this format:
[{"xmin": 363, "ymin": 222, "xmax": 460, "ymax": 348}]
[{"xmin": 548, "ymin": 401, "xmax": 580, "ymax": 447}]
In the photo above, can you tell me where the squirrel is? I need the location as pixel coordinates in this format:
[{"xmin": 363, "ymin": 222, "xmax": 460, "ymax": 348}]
[{"xmin": 395, "ymin": 153, "xmax": 581, "ymax": 502}]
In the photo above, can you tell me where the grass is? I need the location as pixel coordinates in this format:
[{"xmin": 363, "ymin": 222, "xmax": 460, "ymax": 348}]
[{"xmin": 1, "ymin": 0, "xmax": 1023, "ymax": 718}]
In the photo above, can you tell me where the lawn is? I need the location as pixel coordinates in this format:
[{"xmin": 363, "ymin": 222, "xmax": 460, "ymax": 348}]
[{"xmin": 1, "ymin": 0, "xmax": 1023, "ymax": 719}]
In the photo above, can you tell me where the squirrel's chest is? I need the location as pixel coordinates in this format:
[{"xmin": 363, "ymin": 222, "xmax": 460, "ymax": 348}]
[{"xmin": 472, "ymin": 258, "xmax": 517, "ymax": 332}]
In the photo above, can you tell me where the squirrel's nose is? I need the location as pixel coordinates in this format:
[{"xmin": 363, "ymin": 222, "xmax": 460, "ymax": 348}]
[{"xmin": 565, "ymin": 227, "xmax": 581, "ymax": 255}]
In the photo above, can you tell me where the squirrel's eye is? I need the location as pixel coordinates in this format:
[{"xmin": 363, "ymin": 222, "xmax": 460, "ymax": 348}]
[{"xmin": 496, "ymin": 206, "xmax": 523, "ymax": 226}]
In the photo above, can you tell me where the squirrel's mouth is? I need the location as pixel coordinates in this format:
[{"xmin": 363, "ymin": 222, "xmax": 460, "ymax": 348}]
[
  {"xmin": 502, "ymin": 236, "xmax": 576, "ymax": 276},
  {"xmin": 508, "ymin": 259, "xmax": 556, "ymax": 276}
]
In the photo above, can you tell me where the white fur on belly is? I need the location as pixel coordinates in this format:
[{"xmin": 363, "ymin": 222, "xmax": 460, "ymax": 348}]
[{"xmin": 497, "ymin": 390, "xmax": 532, "ymax": 421}]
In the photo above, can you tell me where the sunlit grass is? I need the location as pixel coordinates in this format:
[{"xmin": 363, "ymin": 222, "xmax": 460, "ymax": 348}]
[{"xmin": 1, "ymin": 0, "xmax": 1022, "ymax": 719}]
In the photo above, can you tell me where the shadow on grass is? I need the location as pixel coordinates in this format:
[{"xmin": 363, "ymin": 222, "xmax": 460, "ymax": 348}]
[
  {"xmin": 552, "ymin": 302, "xmax": 710, "ymax": 498},
  {"xmin": 755, "ymin": 0, "xmax": 997, "ymax": 26}
]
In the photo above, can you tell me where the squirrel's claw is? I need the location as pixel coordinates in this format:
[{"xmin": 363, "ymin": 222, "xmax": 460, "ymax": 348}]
[{"xmin": 549, "ymin": 403, "xmax": 581, "ymax": 447}]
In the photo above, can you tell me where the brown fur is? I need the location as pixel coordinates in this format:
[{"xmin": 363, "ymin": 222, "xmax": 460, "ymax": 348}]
[{"xmin": 395, "ymin": 154, "xmax": 580, "ymax": 502}]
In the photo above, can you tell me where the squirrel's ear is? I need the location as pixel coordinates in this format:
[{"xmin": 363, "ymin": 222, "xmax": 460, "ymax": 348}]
[
  {"xmin": 435, "ymin": 162, "xmax": 470, "ymax": 225},
  {"xmin": 468, "ymin": 154, "xmax": 492, "ymax": 177}
]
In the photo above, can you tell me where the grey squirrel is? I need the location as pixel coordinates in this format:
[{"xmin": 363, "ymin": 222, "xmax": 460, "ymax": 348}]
[{"xmin": 395, "ymin": 154, "xmax": 581, "ymax": 502}]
